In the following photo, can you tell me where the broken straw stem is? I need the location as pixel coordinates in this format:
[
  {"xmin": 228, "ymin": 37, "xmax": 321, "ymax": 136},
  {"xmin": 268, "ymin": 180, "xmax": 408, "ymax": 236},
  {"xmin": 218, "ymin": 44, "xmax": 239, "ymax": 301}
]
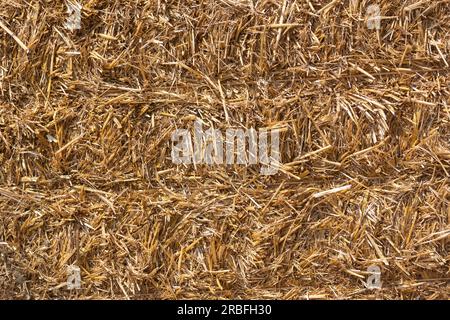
[
  {"xmin": 312, "ymin": 185, "xmax": 352, "ymax": 198},
  {"xmin": 0, "ymin": 19, "xmax": 29, "ymax": 53}
]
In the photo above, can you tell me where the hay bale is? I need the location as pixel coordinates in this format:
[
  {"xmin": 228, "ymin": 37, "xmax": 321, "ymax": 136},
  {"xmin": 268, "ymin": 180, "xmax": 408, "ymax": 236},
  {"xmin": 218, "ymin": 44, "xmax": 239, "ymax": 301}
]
[{"xmin": 0, "ymin": 0, "xmax": 449, "ymax": 299}]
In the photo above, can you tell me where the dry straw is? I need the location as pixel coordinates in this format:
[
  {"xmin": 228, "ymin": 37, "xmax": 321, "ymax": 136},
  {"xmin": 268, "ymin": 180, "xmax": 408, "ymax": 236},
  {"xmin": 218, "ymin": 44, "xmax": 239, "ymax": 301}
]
[{"xmin": 0, "ymin": 0, "xmax": 449, "ymax": 299}]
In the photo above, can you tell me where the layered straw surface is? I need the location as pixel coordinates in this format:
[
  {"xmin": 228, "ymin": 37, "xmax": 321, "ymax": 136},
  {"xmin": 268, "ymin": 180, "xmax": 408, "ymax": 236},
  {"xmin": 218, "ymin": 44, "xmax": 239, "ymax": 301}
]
[{"xmin": 0, "ymin": 0, "xmax": 449, "ymax": 299}]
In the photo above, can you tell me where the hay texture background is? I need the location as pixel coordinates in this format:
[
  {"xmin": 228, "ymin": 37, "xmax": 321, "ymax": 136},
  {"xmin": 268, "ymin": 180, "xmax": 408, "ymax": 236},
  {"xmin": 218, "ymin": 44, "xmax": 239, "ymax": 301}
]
[{"xmin": 0, "ymin": 0, "xmax": 449, "ymax": 299}]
